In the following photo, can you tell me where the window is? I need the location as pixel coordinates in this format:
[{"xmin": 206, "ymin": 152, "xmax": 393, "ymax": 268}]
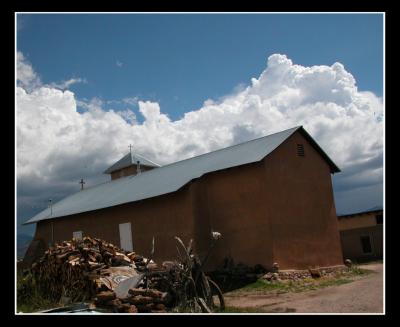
[
  {"xmin": 376, "ymin": 214, "xmax": 383, "ymax": 225},
  {"xmin": 297, "ymin": 144, "xmax": 305, "ymax": 157},
  {"xmin": 360, "ymin": 235, "xmax": 373, "ymax": 254},
  {"xmin": 73, "ymin": 231, "xmax": 83, "ymax": 240}
]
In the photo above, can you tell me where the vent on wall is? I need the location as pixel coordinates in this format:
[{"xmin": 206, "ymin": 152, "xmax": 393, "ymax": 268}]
[{"xmin": 297, "ymin": 144, "xmax": 305, "ymax": 157}]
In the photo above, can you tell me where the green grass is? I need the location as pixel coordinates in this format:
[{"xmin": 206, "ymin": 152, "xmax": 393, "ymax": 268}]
[
  {"xmin": 346, "ymin": 265, "xmax": 374, "ymax": 276},
  {"xmin": 230, "ymin": 265, "xmax": 372, "ymax": 295},
  {"xmin": 16, "ymin": 272, "xmax": 59, "ymax": 313}
]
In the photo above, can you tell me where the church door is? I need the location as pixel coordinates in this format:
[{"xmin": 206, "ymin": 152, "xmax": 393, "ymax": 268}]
[{"xmin": 119, "ymin": 222, "xmax": 133, "ymax": 252}]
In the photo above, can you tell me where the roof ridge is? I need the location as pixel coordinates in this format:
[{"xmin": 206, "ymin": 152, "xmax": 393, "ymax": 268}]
[
  {"xmin": 65, "ymin": 127, "xmax": 302, "ymax": 191},
  {"xmin": 132, "ymin": 152, "xmax": 161, "ymax": 167},
  {"xmin": 154, "ymin": 126, "xmax": 302, "ymax": 170}
]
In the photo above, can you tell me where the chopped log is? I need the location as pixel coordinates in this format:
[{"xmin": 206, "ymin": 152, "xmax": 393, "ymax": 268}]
[
  {"xmin": 135, "ymin": 303, "xmax": 154, "ymax": 313},
  {"xmin": 95, "ymin": 291, "xmax": 116, "ymax": 303},
  {"xmin": 154, "ymin": 303, "xmax": 165, "ymax": 311},
  {"xmin": 128, "ymin": 288, "xmax": 164, "ymax": 298},
  {"xmin": 106, "ymin": 299, "xmax": 122, "ymax": 307},
  {"xmin": 125, "ymin": 295, "xmax": 154, "ymax": 305},
  {"xmin": 126, "ymin": 305, "xmax": 138, "ymax": 313}
]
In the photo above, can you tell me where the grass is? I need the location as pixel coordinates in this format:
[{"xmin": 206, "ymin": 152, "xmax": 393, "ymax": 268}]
[
  {"xmin": 16, "ymin": 271, "xmax": 59, "ymax": 313},
  {"xmin": 218, "ymin": 264, "xmax": 376, "ymax": 313},
  {"xmin": 230, "ymin": 265, "xmax": 373, "ymax": 295},
  {"xmin": 17, "ymin": 300, "xmax": 57, "ymax": 314},
  {"xmin": 346, "ymin": 265, "xmax": 374, "ymax": 276}
]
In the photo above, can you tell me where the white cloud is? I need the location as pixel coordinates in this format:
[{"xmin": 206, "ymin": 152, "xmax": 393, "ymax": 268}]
[
  {"xmin": 115, "ymin": 109, "xmax": 137, "ymax": 124},
  {"xmin": 17, "ymin": 53, "xmax": 383, "ymax": 220},
  {"xmin": 122, "ymin": 96, "xmax": 139, "ymax": 106},
  {"xmin": 49, "ymin": 78, "xmax": 87, "ymax": 90},
  {"xmin": 17, "ymin": 52, "xmax": 41, "ymax": 91},
  {"xmin": 116, "ymin": 60, "xmax": 123, "ymax": 67}
]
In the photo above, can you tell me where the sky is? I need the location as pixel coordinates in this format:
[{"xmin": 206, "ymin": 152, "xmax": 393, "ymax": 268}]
[{"xmin": 16, "ymin": 13, "xmax": 384, "ymax": 236}]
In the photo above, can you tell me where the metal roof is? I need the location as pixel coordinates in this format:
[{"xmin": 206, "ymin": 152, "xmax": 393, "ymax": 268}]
[
  {"xmin": 104, "ymin": 152, "xmax": 160, "ymax": 174},
  {"xmin": 338, "ymin": 208, "xmax": 383, "ymax": 219},
  {"xmin": 23, "ymin": 126, "xmax": 340, "ymax": 225}
]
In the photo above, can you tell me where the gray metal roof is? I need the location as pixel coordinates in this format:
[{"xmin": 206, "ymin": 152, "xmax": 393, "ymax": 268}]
[
  {"xmin": 23, "ymin": 126, "xmax": 340, "ymax": 225},
  {"xmin": 104, "ymin": 152, "xmax": 160, "ymax": 174}
]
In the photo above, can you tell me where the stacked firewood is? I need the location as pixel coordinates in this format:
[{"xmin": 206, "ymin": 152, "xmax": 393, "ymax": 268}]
[
  {"xmin": 93, "ymin": 288, "xmax": 169, "ymax": 313},
  {"xmin": 28, "ymin": 236, "xmax": 160, "ymax": 311},
  {"xmin": 24, "ymin": 235, "xmax": 225, "ymax": 313}
]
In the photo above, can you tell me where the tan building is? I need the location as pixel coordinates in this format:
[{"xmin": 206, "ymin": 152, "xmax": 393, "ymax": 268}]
[
  {"xmin": 23, "ymin": 126, "xmax": 344, "ymax": 271},
  {"xmin": 338, "ymin": 209, "xmax": 383, "ymax": 262}
]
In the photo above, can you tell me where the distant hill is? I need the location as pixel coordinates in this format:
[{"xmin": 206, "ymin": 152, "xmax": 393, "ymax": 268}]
[
  {"xmin": 337, "ymin": 204, "xmax": 383, "ymax": 217},
  {"xmin": 367, "ymin": 205, "xmax": 383, "ymax": 211},
  {"xmin": 17, "ymin": 233, "xmax": 33, "ymax": 259}
]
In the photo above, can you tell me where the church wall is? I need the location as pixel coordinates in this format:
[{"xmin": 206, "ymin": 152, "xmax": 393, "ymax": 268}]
[
  {"xmin": 32, "ymin": 130, "xmax": 344, "ymax": 271},
  {"xmin": 34, "ymin": 185, "xmax": 195, "ymax": 263}
]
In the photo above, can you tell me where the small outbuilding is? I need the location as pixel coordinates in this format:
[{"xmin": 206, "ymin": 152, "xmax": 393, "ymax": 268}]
[
  {"xmin": 23, "ymin": 126, "xmax": 344, "ymax": 271},
  {"xmin": 338, "ymin": 209, "xmax": 383, "ymax": 262}
]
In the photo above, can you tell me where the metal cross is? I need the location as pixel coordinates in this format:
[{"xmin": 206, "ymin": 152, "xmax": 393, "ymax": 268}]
[
  {"xmin": 128, "ymin": 144, "xmax": 133, "ymax": 154},
  {"xmin": 79, "ymin": 178, "xmax": 85, "ymax": 190}
]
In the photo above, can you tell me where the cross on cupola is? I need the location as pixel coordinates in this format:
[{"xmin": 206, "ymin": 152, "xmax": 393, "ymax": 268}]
[
  {"xmin": 103, "ymin": 148, "xmax": 161, "ymax": 181},
  {"xmin": 79, "ymin": 178, "xmax": 85, "ymax": 190}
]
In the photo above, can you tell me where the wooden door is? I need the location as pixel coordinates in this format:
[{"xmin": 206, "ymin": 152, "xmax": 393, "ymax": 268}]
[{"xmin": 119, "ymin": 222, "xmax": 133, "ymax": 251}]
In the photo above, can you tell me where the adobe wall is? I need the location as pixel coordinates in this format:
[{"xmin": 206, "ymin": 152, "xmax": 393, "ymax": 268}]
[
  {"xmin": 338, "ymin": 212, "xmax": 382, "ymax": 231},
  {"xmin": 263, "ymin": 131, "xmax": 343, "ymax": 269},
  {"xmin": 340, "ymin": 225, "xmax": 383, "ymax": 262},
  {"xmin": 34, "ymin": 186, "xmax": 195, "ymax": 263},
  {"xmin": 190, "ymin": 162, "xmax": 274, "ymax": 271}
]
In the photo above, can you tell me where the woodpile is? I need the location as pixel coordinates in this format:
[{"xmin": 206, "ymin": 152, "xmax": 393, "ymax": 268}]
[
  {"xmin": 23, "ymin": 235, "xmax": 225, "ymax": 313},
  {"xmin": 27, "ymin": 236, "xmax": 166, "ymax": 312}
]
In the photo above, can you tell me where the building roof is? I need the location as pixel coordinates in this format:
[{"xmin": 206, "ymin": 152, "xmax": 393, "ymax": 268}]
[
  {"xmin": 103, "ymin": 152, "xmax": 160, "ymax": 174},
  {"xmin": 23, "ymin": 126, "xmax": 340, "ymax": 225},
  {"xmin": 338, "ymin": 208, "xmax": 383, "ymax": 219}
]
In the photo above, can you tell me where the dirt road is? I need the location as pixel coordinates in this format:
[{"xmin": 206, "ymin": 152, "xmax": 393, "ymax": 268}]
[{"xmin": 224, "ymin": 263, "xmax": 384, "ymax": 313}]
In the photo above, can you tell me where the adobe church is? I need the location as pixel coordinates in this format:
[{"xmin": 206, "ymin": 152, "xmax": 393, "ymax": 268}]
[{"xmin": 23, "ymin": 126, "xmax": 344, "ymax": 271}]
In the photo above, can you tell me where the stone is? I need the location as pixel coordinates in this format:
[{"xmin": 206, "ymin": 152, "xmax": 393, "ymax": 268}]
[
  {"xmin": 344, "ymin": 259, "xmax": 352, "ymax": 267},
  {"xmin": 272, "ymin": 273, "xmax": 279, "ymax": 280},
  {"xmin": 262, "ymin": 272, "xmax": 273, "ymax": 281},
  {"xmin": 309, "ymin": 268, "xmax": 321, "ymax": 278}
]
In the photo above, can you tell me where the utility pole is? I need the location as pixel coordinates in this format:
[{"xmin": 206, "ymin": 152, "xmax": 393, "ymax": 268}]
[{"xmin": 48, "ymin": 199, "xmax": 53, "ymax": 216}]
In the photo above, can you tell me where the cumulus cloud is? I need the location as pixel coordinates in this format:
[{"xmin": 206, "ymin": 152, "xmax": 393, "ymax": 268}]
[
  {"xmin": 16, "ymin": 53, "xmax": 383, "ymax": 225},
  {"xmin": 17, "ymin": 52, "xmax": 41, "ymax": 91}
]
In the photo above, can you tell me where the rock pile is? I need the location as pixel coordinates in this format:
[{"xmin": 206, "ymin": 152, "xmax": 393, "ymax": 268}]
[{"xmin": 262, "ymin": 265, "xmax": 349, "ymax": 281}]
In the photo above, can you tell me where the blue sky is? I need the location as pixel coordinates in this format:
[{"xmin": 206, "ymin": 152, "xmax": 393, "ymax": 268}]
[
  {"xmin": 16, "ymin": 13, "xmax": 384, "ymax": 236},
  {"xmin": 17, "ymin": 13, "xmax": 383, "ymax": 120}
]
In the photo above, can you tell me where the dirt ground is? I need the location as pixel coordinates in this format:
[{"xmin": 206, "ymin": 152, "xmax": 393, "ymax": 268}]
[{"xmin": 223, "ymin": 263, "xmax": 384, "ymax": 313}]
